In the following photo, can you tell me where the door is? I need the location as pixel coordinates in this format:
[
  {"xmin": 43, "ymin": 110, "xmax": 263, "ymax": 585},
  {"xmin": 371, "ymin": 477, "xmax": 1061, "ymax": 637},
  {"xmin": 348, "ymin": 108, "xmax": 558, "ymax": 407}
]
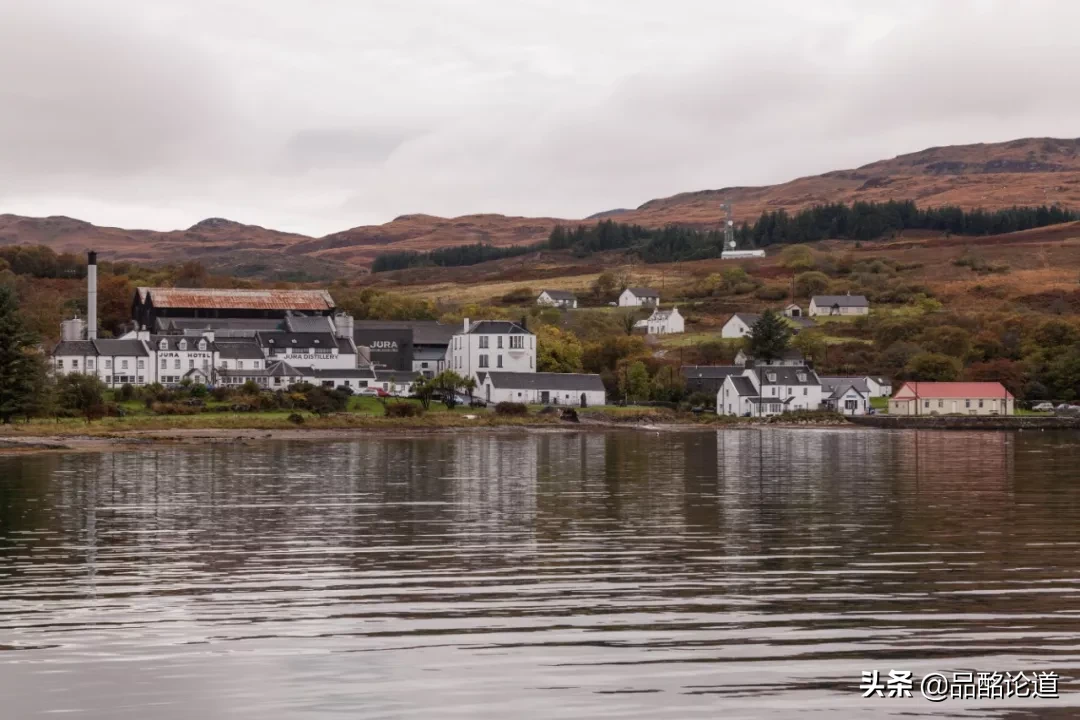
[
  {"xmin": 580, "ymin": 393, "xmax": 587, "ymax": 408},
  {"xmin": 541, "ymin": 391, "xmax": 550, "ymax": 404},
  {"xmin": 486, "ymin": 385, "xmax": 491, "ymax": 403}
]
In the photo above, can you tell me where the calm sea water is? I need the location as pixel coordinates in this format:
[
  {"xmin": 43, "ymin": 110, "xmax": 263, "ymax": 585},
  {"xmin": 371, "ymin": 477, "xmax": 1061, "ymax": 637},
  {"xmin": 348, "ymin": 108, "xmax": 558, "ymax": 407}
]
[{"xmin": 1, "ymin": 429, "xmax": 1079, "ymax": 718}]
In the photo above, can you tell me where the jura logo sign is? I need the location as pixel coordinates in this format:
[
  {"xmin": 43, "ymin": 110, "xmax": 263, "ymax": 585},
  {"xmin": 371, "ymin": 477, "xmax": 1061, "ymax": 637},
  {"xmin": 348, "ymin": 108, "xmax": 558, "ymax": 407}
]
[{"xmin": 371, "ymin": 341, "xmax": 398, "ymax": 351}]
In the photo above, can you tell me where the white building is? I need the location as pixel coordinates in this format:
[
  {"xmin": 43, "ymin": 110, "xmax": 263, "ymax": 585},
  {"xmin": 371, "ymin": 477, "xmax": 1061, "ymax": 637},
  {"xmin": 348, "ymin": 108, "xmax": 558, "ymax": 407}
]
[
  {"xmin": 150, "ymin": 334, "xmax": 216, "ymax": 384},
  {"xmin": 866, "ymin": 376, "xmax": 892, "ymax": 398},
  {"xmin": 478, "ymin": 371, "xmax": 606, "ymax": 407},
  {"xmin": 645, "ymin": 307, "xmax": 684, "ymax": 335},
  {"xmin": 809, "ymin": 294, "xmax": 870, "ymax": 316},
  {"xmin": 717, "ymin": 365, "xmax": 823, "ymax": 417},
  {"xmin": 537, "ymin": 290, "xmax": 577, "ymax": 309},
  {"xmin": 819, "ymin": 377, "xmax": 871, "ymax": 415},
  {"xmin": 783, "ymin": 304, "xmax": 803, "ymax": 318},
  {"xmin": 721, "ymin": 312, "xmax": 759, "ymax": 339},
  {"xmin": 618, "ymin": 287, "xmax": 660, "ymax": 307},
  {"xmin": 449, "ymin": 319, "xmax": 535, "ymax": 380},
  {"xmin": 52, "ymin": 339, "xmax": 152, "ymax": 388}
]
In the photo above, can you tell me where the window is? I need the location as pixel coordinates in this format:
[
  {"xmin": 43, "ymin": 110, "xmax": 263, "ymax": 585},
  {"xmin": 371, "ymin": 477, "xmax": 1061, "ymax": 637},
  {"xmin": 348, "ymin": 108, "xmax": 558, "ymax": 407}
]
[
  {"xmin": 479, "ymin": 336, "xmax": 489, "ymax": 349},
  {"xmin": 497, "ymin": 355, "xmax": 503, "ymax": 368},
  {"xmin": 178, "ymin": 340, "xmax": 187, "ymax": 350},
  {"xmin": 497, "ymin": 336, "xmax": 503, "ymax": 349},
  {"xmin": 797, "ymin": 373, "xmax": 807, "ymax": 382},
  {"xmin": 479, "ymin": 354, "xmax": 489, "ymax": 368},
  {"xmin": 238, "ymin": 361, "xmax": 244, "ymax": 370},
  {"xmin": 57, "ymin": 359, "xmax": 65, "ymax": 369},
  {"xmin": 767, "ymin": 373, "xmax": 777, "ymax": 382},
  {"xmin": 253, "ymin": 361, "xmax": 260, "ymax": 370},
  {"xmin": 137, "ymin": 376, "xmax": 144, "ymax": 384},
  {"xmin": 121, "ymin": 360, "xmax": 129, "ymax": 370},
  {"xmin": 87, "ymin": 359, "xmax": 95, "ymax": 370},
  {"xmin": 511, "ymin": 336, "xmax": 524, "ymax": 350},
  {"xmin": 160, "ymin": 359, "xmax": 167, "ymax": 370},
  {"xmin": 803, "ymin": 387, "xmax": 807, "ymax": 396},
  {"xmin": 159, "ymin": 340, "xmax": 168, "ymax": 350},
  {"xmin": 198, "ymin": 340, "xmax": 206, "ymax": 351},
  {"xmin": 978, "ymin": 399, "xmax": 984, "ymax": 408},
  {"xmin": 72, "ymin": 359, "xmax": 79, "ymax": 369},
  {"xmin": 138, "ymin": 359, "xmax": 145, "ymax": 370},
  {"xmin": 938, "ymin": 400, "xmax": 944, "ymax": 409},
  {"xmin": 965, "ymin": 399, "xmax": 972, "ymax": 408},
  {"xmin": 174, "ymin": 359, "xmax": 180, "ymax": 370},
  {"xmin": 188, "ymin": 359, "xmax": 195, "ymax": 369},
  {"xmin": 924, "ymin": 400, "xmax": 930, "ymax": 409}
]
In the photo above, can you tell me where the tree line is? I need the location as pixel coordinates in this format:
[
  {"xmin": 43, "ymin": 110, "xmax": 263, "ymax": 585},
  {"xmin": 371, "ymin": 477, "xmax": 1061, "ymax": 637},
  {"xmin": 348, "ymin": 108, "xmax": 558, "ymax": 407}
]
[
  {"xmin": 371, "ymin": 242, "xmax": 543, "ymax": 273},
  {"xmin": 372, "ymin": 201, "xmax": 1077, "ymax": 271}
]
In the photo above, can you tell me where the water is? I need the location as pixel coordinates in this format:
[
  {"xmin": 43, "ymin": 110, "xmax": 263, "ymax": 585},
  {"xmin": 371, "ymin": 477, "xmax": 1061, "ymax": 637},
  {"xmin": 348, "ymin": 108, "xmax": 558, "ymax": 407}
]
[{"xmin": 1, "ymin": 428, "xmax": 1079, "ymax": 718}]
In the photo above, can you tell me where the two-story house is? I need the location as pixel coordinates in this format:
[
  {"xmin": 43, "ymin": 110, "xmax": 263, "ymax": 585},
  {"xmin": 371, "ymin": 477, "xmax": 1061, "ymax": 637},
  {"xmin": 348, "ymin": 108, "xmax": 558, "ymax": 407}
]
[
  {"xmin": 717, "ymin": 365, "xmax": 823, "ymax": 417},
  {"xmin": 448, "ymin": 319, "xmax": 535, "ymax": 380}
]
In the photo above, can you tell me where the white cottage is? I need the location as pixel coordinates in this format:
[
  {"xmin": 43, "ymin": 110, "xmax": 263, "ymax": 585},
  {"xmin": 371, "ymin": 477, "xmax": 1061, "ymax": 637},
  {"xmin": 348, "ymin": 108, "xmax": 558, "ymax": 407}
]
[
  {"xmin": 449, "ymin": 319, "xmax": 535, "ymax": 381},
  {"xmin": 819, "ymin": 377, "xmax": 871, "ymax": 415},
  {"xmin": 721, "ymin": 312, "xmax": 759, "ymax": 339},
  {"xmin": 645, "ymin": 307, "xmax": 684, "ymax": 335},
  {"xmin": 478, "ymin": 371, "xmax": 606, "ymax": 407},
  {"xmin": 256, "ymin": 331, "xmax": 358, "ymax": 370},
  {"xmin": 537, "ymin": 290, "xmax": 578, "ymax": 309},
  {"xmin": 618, "ymin": 287, "xmax": 660, "ymax": 307},
  {"xmin": 717, "ymin": 365, "xmax": 823, "ymax": 417},
  {"xmin": 809, "ymin": 294, "xmax": 870, "ymax": 316}
]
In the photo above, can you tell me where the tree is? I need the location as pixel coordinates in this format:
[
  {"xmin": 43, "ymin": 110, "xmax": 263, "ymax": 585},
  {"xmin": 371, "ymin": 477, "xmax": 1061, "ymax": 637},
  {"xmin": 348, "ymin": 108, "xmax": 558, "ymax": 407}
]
[
  {"xmin": 591, "ymin": 272, "xmax": 619, "ymax": 302},
  {"xmin": 791, "ymin": 329, "xmax": 827, "ymax": 366},
  {"xmin": 432, "ymin": 370, "xmax": 467, "ymax": 409},
  {"xmin": 619, "ymin": 361, "xmax": 650, "ymax": 403},
  {"xmin": 462, "ymin": 376, "xmax": 477, "ymax": 404},
  {"xmin": 794, "ymin": 271, "xmax": 830, "ymax": 297},
  {"xmin": 621, "ymin": 311, "xmax": 639, "ymax": 336},
  {"xmin": 412, "ymin": 376, "xmax": 437, "ymax": 410},
  {"xmin": 779, "ymin": 245, "xmax": 815, "ymax": 272},
  {"xmin": 0, "ymin": 286, "xmax": 39, "ymax": 423},
  {"xmin": 963, "ymin": 359, "xmax": 1028, "ymax": 400},
  {"xmin": 903, "ymin": 352, "xmax": 962, "ymax": 382},
  {"xmin": 57, "ymin": 373, "xmax": 107, "ymax": 423},
  {"xmin": 536, "ymin": 325, "xmax": 584, "ymax": 373},
  {"xmin": 747, "ymin": 309, "xmax": 792, "ymax": 361},
  {"xmin": 650, "ymin": 365, "xmax": 685, "ymax": 402}
]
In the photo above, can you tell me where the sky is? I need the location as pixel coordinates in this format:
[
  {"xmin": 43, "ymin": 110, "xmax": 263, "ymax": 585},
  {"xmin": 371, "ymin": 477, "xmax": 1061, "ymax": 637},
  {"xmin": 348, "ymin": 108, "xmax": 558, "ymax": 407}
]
[{"xmin": 2, "ymin": 0, "xmax": 1079, "ymax": 236}]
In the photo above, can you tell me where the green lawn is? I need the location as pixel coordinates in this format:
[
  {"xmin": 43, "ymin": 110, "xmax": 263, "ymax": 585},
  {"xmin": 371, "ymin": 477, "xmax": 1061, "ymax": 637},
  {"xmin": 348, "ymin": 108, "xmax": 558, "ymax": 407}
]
[{"xmin": 870, "ymin": 397, "xmax": 888, "ymax": 411}]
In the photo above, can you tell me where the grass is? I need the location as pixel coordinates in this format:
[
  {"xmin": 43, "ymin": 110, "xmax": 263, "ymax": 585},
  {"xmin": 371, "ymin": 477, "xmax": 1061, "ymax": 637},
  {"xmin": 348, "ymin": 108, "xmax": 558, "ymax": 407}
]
[{"xmin": 870, "ymin": 397, "xmax": 889, "ymax": 411}]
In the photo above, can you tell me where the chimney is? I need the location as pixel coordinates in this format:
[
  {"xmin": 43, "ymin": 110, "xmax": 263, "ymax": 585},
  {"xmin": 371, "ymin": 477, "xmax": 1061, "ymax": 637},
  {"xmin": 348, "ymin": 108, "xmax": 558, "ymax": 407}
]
[
  {"xmin": 463, "ymin": 317, "xmax": 470, "ymax": 333},
  {"xmin": 87, "ymin": 250, "xmax": 98, "ymax": 340}
]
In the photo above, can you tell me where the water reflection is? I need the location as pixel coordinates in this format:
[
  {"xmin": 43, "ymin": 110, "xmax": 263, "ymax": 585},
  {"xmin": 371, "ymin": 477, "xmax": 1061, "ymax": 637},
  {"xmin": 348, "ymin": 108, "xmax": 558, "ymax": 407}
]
[{"xmin": 1, "ymin": 429, "xmax": 1079, "ymax": 719}]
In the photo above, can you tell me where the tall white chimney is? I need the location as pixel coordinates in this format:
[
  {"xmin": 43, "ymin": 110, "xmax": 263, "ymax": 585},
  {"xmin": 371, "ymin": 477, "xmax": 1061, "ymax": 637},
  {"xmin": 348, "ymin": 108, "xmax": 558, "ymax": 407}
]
[{"xmin": 87, "ymin": 250, "xmax": 98, "ymax": 340}]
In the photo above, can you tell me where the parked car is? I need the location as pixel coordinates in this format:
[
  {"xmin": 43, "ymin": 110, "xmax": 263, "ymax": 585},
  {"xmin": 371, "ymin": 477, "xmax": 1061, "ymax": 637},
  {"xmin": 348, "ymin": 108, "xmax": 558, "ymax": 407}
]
[
  {"xmin": 1032, "ymin": 402, "xmax": 1055, "ymax": 412},
  {"xmin": 356, "ymin": 387, "xmax": 390, "ymax": 397}
]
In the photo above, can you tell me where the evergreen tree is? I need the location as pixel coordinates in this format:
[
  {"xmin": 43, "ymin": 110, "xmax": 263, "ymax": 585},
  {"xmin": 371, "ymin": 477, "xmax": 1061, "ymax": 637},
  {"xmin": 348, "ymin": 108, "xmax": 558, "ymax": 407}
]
[
  {"xmin": 747, "ymin": 309, "xmax": 793, "ymax": 362},
  {"xmin": 0, "ymin": 286, "xmax": 38, "ymax": 423}
]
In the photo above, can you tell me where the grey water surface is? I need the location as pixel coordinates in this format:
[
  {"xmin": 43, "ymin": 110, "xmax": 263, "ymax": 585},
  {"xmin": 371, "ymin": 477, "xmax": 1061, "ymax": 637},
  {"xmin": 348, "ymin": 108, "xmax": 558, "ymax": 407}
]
[{"xmin": 1, "ymin": 429, "xmax": 1079, "ymax": 718}]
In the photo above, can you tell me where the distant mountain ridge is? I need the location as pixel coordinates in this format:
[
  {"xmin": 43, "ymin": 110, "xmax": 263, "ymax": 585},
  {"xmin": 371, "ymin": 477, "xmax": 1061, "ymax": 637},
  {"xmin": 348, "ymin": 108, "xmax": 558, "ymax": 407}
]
[{"xmin": 3, "ymin": 137, "xmax": 1080, "ymax": 276}]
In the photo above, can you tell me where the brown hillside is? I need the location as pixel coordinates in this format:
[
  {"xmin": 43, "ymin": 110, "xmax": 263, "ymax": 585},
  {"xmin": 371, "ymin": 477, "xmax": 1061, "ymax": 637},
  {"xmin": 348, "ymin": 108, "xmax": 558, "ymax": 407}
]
[
  {"xmin": 613, "ymin": 137, "xmax": 1080, "ymax": 228},
  {"xmin": 3, "ymin": 137, "xmax": 1080, "ymax": 276}
]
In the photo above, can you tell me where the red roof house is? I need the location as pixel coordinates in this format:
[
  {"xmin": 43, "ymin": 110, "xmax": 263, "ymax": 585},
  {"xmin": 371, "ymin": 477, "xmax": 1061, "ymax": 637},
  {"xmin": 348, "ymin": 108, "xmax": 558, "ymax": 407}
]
[{"xmin": 889, "ymin": 382, "xmax": 1014, "ymax": 416}]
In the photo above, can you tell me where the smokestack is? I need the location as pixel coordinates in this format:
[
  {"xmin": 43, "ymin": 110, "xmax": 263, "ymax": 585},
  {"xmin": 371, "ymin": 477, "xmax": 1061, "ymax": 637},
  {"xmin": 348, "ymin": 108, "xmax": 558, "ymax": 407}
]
[{"xmin": 87, "ymin": 251, "xmax": 98, "ymax": 340}]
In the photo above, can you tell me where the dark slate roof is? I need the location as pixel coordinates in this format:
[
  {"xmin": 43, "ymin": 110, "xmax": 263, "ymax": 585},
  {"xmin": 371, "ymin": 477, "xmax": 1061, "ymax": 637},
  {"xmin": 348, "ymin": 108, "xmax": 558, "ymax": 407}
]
[
  {"xmin": 213, "ymin": 340, "xmax": 265, "ymax": 360},
  {"xmin": 284, "ymin": 315, "xmax": 336, "ymax": 333},
  {"xmin": 155, "ymin": 317, "xmax": 284, "ymax": 333},
  {"xmin": 813, "ymin": 294, "xmax": 869, "ymax": 308},
  {"xmin": 482, "ymin": 372, "xmax": 605, "ymax": 392},
  {"xmin": 150, "ymin": 335, "xmax": 213, "ymax": 351},
  {"xmin": 731, "ymin": 312, "xmax": 760, "ymax": 325},
  {"xmin": 826, "ymin": 383, "xmax": 867, "ymax": 400},
  {"xmin": 819, "ymin": 376, "xmax": 870, "ymax": 394},
  {"xmin": 374, "ymin": 370, "xmax": 420, "ymax": 383},
  {"xmin": 748, "ymin": 396, "xmax": 794, "ymax": 405},
  {"xmin": 729, "ymin": 376, "xmax": 758, "ymax": 396},
  {"xmin": 738, "ymin": 348, "xmax": 807, "ymax": 364},
  {"xmin": 541, "ymin": 290, "xmax": 576, "ymax": 301},
  {"xmin": 256, "ymin": 332, "xmax": 339, "ymax": 349},
  {"xmin": 754, "ymin": 365, "xmax": 820, "ymax": 386},
  {"xmin": 267, "ymin": 361, "xmax": 303, "ymax": 378},
  {"xmin": 93, "ymin": 339, "xmax": 149, "ymax": 357},
  {"xmin": 681, "ymin": 365, "xmax": 743, "ymax": 380},
  {"xmin": 293, "ymin": 367, "xmax": 376, "ymax": 379},
  {"xmin": 465, "ymin": 320, "xmax": 532, "ymax": 335},
  {"xmin": 352, "ymin": 320, "xmax": 455, "ymax": 346},
  {"xmin": 53, "ymin": 341, "xmax": 97, "ymax": 356},
  {"xmin": 627, "ymin": 287, "xmax": 659, "ymax": 297}
]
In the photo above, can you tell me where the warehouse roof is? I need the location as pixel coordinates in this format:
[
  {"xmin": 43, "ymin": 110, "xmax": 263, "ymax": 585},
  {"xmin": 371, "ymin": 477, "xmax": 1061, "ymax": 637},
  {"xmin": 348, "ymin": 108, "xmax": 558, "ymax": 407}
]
[{"xmin": 136, "ymin": 287, "xmax": 335, "ymax": 311}]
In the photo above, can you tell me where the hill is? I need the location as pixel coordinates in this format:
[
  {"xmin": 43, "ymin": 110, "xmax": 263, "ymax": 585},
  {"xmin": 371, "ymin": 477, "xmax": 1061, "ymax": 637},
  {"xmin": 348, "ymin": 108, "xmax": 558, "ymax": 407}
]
[{"xmin": 3, "ymin": 137, "xmax": 1080, "ymax": 276}]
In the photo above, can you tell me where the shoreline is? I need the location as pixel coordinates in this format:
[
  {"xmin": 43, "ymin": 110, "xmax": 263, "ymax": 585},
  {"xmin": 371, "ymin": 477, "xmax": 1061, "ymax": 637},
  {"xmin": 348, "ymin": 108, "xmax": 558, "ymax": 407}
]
[{"xmin": 4, "ymin": 413, "xmax": 1077, "ymax": 456}]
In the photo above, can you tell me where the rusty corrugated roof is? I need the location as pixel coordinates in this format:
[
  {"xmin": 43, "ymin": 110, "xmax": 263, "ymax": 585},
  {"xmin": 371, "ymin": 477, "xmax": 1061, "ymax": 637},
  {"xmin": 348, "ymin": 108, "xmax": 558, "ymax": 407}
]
[{"xmin": 137, "ymin": 287, "xmax": 335, "ymax": 311}]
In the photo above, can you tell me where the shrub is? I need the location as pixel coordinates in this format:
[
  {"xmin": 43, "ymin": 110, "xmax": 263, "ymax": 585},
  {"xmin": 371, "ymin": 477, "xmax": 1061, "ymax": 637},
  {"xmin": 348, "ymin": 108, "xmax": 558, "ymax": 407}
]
[
  {"xmin": 501, "ymin": 286, "xmax": 535, "ymax": 304},
  {"xmin": 287, "ymin": 412, "xmax": 305, "ymax": 425},
  {"xmin": 150, "ymin": 402, "xmax": 202, "ymax": 415},
  {"xmin": 117, "ymin": 383, "xmax": 136, "ymax": 402},
  {"xmin": 385, "ymin": 402, "xmax": 424, "ymax": 418},
  {"xmin": 495, "ymin": 401, "xmax": 528, "ymax": 416},
  {"xmin": 335, "ymin": 385, "xmax": 354, "ymax": 396},
  {"xmin": 755, "ymin": 285, "xmax": 788, "ymax": 301},
  {"xmin": 211, "ymin": 386, "xmax": 233, "ymax": 402}
]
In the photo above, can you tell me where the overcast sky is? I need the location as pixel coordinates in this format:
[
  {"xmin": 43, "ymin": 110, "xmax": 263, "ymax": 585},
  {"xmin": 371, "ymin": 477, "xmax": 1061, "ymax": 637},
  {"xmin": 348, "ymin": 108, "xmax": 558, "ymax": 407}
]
[{"xmin": 1, "ymin": 0, "xmax": 1078, "ymax": 236}]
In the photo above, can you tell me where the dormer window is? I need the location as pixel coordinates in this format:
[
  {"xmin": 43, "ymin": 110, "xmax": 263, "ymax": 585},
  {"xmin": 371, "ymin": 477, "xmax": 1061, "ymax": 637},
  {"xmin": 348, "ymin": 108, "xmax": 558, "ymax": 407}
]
[
  {"xmin": 159, "ymin": 340, "xmax": 168, "ymax": 350},
  {"xmin": 767, "ymin": 373, "xmax": 777, "ymax": 382},
  {"xmin": 198, "ymin": 340, "xmax": 207, "ymax": 351},
  {"xmin": 797, "ymin": 373, "xmax": 807, "ymax": 382},
  {"xmin": 178, "ymin": 340, "xmax": 187, "ymax": 351}
]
